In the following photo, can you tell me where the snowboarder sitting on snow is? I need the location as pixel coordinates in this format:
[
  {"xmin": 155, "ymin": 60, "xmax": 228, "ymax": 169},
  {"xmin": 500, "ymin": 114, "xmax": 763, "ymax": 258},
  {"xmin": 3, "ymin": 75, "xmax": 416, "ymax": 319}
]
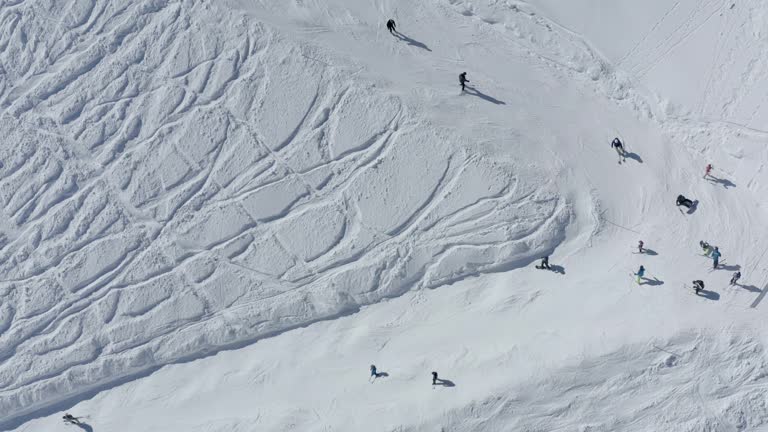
[
  {"xmin": 699, "ymin": 240, "xmax": 712, "ymax": 256},
  {"xmin": 693, "ymin": 280, "xmax": 704, "ymax": 295},
  {"xmin": 730, "ymin": 271, "xmax": 741, "ymax": 286},
  {"xmin": 62, "ymin": 414, "xmax": 81, "ymax": 425},
  {"xmin": 635, "ymin": 265, "xmax": 646, "ymax": 284},
  {"xmin": 611, "ymin": 138, "xmax": 625, "ymax": 156},
  {"xmin": 676, "ymin": 194, "xmax": 694, "ymax": 208},
  {"xmin": 459, "ymin": 72, "xmax": 469, "ymax": 91},
  {"xmin": 711, "ymin": 247, "xmax": 721, "ymax": 269},
  {"xmin": 638, "ymin": 240, "xmax": 644, "ymax": 254},
  {"xmin": 386, "ymin": 19, "xmax": 396, "ymax": 34}
]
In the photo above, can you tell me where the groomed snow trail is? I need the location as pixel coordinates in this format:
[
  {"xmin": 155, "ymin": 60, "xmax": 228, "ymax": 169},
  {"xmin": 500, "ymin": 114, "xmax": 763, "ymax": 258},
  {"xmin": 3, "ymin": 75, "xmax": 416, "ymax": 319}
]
[{"xmin": 5, "ymin": 0, "xmax": 768, "ymax": 430}]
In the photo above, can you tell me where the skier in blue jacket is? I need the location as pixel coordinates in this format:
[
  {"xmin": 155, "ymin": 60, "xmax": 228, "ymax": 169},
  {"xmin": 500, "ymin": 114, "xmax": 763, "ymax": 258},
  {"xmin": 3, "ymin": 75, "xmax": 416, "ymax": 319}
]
[
  {"xmin": 635, "ymin": 265, "xmax": 645, "ymax": 284},
  {"xmin": 711, "ymin": 247, "xmax": 721, "ymax": 269}
]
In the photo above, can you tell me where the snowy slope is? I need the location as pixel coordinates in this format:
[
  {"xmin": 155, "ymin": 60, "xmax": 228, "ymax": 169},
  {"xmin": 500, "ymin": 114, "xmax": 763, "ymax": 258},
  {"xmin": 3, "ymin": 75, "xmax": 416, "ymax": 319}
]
[
  {"xmin": 4, "ymin": 0, "xmax": 768, "ymax": 431},
  {"xmin": 0, "ymin": 0, "xmax": 567, "ymax": 424}
]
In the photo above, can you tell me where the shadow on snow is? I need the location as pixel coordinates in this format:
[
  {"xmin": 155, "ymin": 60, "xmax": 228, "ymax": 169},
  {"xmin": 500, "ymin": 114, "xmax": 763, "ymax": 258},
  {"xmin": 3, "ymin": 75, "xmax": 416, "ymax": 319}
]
[
  {"xmin": 393, "ymin": 31, "xmax": 431, "ymax": 51},
  {"xmin": 464, "ymin": 85, "xmax": 506, "ymax": 105},
  {"xmin": 706, "ymin": 176, "xmax": 736, "ymax": 189},
  {"xmin": 624, "ymin": 151, "xmax": 643, "ymax": 163},
  {"xmin": 640, "ymin": 277, "xmax": 664, "ymax": 286},
  {"xmin": 737, "ymin": 284, "xmax": 762, "ymax": 293},
  {"xmin": 696, "ymin": 289, "xmax": 720, "ymax": 301}
]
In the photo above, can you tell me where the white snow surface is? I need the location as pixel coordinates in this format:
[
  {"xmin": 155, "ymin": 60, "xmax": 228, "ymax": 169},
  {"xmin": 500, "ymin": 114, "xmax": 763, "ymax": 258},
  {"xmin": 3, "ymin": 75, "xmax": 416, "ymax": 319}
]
[{"xmin": 2, "ymin": 0, "xmax": 768, "ymax": 430}]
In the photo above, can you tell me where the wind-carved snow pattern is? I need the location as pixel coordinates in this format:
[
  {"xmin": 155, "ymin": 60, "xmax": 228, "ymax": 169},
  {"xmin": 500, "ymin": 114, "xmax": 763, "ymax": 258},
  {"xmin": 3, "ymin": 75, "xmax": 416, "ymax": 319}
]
[{"xmin": 0, "ymin": 0, "xmax": 568, "ymax": 422}]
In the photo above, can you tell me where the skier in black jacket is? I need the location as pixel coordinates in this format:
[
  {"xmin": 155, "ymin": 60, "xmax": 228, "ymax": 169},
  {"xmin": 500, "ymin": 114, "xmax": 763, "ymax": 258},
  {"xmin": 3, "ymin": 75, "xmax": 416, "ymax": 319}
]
[
  {"xmin": 459, "ymin": 72, "xmax": 469, "ymax": 91},
  {"xmin": 386, "ymin": 19, "xmax": 396, "ymax": 34},
  {"xmin": 693, "ymin": 280, "xmax": 704, "ymax": 295}
]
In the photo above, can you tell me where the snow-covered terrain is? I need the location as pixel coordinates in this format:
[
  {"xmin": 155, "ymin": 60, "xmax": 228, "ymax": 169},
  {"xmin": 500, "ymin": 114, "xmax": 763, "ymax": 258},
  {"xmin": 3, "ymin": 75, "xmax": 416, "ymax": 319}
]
[{"xmin": 3, "ymin": 0, "xmax": 768, "ymax": 430}]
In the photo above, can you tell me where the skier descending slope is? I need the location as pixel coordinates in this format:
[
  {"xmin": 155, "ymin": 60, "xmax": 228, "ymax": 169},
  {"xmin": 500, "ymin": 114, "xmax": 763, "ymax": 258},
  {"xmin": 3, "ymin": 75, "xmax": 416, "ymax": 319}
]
[
  {"xmin": 459, "ymin": 72, "xmax": 469, "ymax": 92},
  {"xmin": 704, "ymin": 163, "xmax": 713, "ymax": 179},
  {"xmin": 432, "ymin": 371, "xmax": 439, "ymax": 385},
  {"xmin": 730, "ymin": 271, "xmax": 741, "ymax": 286},
  {"xmin": 536, "ymin": 256, "xmax": 551, "ymax": 270},
  {"xmin": 611, "ymin": 137, "xmax": 626, "ymax": 163},
  {"xmin": 634, "ymin": 265, "xmax": 646, "ymax": 284},
  {"xmin": 386, "ymin": 19, "xmax": 396, "ymax": 34},
  {"xmin": 370, "ymin": 365, "xmax": 378, "ymax": 382},
  {"xmin": 637, "ymin": 240, "xmax": 644, "ymax": 254}
]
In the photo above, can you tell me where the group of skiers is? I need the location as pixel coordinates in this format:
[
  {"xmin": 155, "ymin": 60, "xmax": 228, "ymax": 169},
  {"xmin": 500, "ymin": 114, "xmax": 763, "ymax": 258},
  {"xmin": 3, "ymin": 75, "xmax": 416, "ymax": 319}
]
[
  {"xmin": 613, "ymin": 138, "xmax": 708, "ymax": 212},
  {"xmin": 380, "ymin": 17, "xmax": 743, "ymax": 388},
  {"xmin": 692, "ymin": 272, "xmax": 739, "ymax": 295},
  {"xmin": 692, "ymin": 268, "xmax": 740, "ymax": 295},
  {"xmin": 632, "ymin": 239, "xmax": 741, "ymax": 294},
  {"xmin": 613, "ymin": 135, "xmax": 739, "ymax": 295},
  {"xmin": 42, "ymin": 15, "xmax": 758, "ymax": 428},
  {"xmin": 387, "ymin": 19, "xmax": 471, "ymax": 93},
  {"xmin": 699, "ymin": 241, "xmax": 722, "ymax": 269}
]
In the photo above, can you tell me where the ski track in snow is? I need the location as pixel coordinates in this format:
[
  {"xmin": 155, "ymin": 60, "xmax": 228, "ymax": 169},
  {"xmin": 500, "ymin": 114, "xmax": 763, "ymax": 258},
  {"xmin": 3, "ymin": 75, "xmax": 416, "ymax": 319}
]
[
  {"xmin": 0, "ymin": 0, "xmax": 569, "ymax": 423},
  {"xmin": 3, "ymin": 0, "xmax": 768, "ymax": 429}
]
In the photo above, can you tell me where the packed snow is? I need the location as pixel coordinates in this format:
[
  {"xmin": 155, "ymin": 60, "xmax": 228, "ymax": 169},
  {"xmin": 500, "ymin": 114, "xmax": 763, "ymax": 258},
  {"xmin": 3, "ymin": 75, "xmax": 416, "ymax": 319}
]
[{"xmin": 2, "ymin": 0, "xmax": 768, "ymax": 431}]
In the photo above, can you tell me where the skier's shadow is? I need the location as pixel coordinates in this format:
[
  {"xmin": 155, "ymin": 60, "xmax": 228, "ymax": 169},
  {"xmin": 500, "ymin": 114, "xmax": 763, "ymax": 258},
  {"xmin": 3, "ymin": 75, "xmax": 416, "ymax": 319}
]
[
  {"xmin": 641, "ymin": 248, "xmax": 658, "ymax": 256},
  {"xmin": 393, "ymin": 32, "xmax": 431, "ymax": 51},
  {"xmin": 624, "ymin": 152, "xmax": 643, "ymax": 163},
  {"xmin": 737, "ymin": 284, "xmax": 762, "ymax": 293},
  {"xmin": 685, "ymin": 201, "xmax": 699, "ymax": 214},
  {"xmin": 464, "ymin": 86, "xmax": 506, "ymax": 105},
  {"xmin": 549, "ymin": 264, "xmax": 566, "ymax": 275},
  {"xmin": 74, "ymin": 423, "xmax": 94, "ymax": 432},
  {"xmin": 696, "ymin": 289, "xmax": 720, "ymax": 301},
  {"xmin": 706, "ymin": 176, "xmax": 736, "ymax": 189},
  {"xmin": 718, "ymin": 263, "xmax": 741, "ymax": 271},
  {"xmin": 374, "ymin": 372, "xmax": 390, "ymax": 378},
  {"xmin": 435, "ymin": 378, "xmax": 456, "ymax": 387},
  {"xmin": 640, "ymin": 277, "xmax": 664, "ymax": 286}
]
